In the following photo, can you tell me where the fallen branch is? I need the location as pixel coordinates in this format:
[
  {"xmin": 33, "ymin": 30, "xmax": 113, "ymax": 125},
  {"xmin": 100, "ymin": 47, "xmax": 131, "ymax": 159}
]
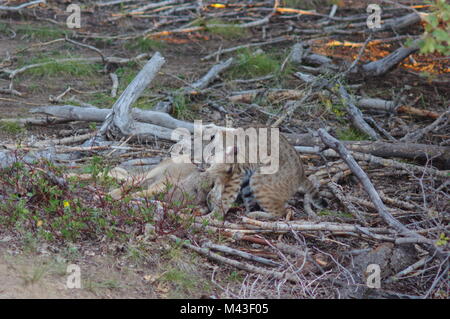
[
  {"xmin": 30, "ymin": 105, "xmax": 195, "ymax": 132},
  {"xmin": 184, "ymin": 58, "xmax": 234, "ymax": 93},
  {"xmin": 287, "ymin": 133, "xmax": 450, "ymax": 169},
  {"xmin": 337, "ymin": 85, "xmax": 380, "ymax": 140},
  {"xmin": 318, "ymin": 129, "xmax": 447, "ymax": 258},
  {"xmin": 201, "ymin": 36, "xmax": 292, "ymax": 61},
  {"xmin": 0, "ymin": 0, "xmax": 44, "ymax": 11},
  {"xmin": 400, "ymin": 108, "xmax": 450, "ymax": 142},
  {"xmin": 361, "ymin": 39, "xmax": 421, "ymax": 76},
  {"xmin": 98, "ymin": 52, "xmax": 168, "ymax": 141}
]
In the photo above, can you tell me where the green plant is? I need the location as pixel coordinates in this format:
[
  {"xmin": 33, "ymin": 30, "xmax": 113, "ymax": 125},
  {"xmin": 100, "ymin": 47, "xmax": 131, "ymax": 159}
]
[
  {"xmin": 20, "ymin": 265, "xmax": 48, "ymax": 285},
  {"xmin": 229, "ymin": 49, "xmax": 280, "ymax": 78},
  {"xmin": 16, "ymin": 25, "xmax": 69, "ymax": 40},
  {"xmin": 419, "ymin": 0, "xmax": 450, "ymax": 55},
  {"xmin": 336, "ymin": 127, "xmax": 369, "ymax": 141},
  {"xmin": 19, "ymin": 55, "xmax": 101, "ymax": 78},
  {"xmin": 125, "ymin": 37, "xmax": 165, "ymax": 52},
  {"xmin": 172, "ymin": 93, "xmax": 193, "ymax": 120},
  {"xmin": 202, "ymin": 18, "xmax": 247, "ymax": 39},
  {"xmin": 0, "ymin": 121, "xmax": 24, "ymax": 134},
  {"xmin": 436, "ymin": 233, "xmax": 449, "ymax": 246}
]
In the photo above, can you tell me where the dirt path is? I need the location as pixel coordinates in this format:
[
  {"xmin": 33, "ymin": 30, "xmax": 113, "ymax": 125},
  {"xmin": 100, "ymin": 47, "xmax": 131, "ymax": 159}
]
[{"xmin": 0, "ymin": 249, "xmax": 158, "ymax": 298}]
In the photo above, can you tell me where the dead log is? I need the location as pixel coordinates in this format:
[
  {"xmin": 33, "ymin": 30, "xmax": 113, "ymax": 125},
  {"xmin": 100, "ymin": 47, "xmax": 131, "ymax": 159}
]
[
  {"xmin": 97, "ymin": 52, "xmax": 169, "ymax": 141},
  {"xmin": 401, "ymin": 108, "xmax": 450, "ymax": 142},
  {"xmin": 30, "ymin": 105, "xmax": 195, "ymax": 132},
  {"xmin": 373, "ymin": 12, "xmax": 423, "ymax": 33},
  {"xmin": 341, "ymin": 97, "xmax": 440, "ymax": 119},
  {"xmin": 361, "ymin": 39, "xmax": 421, "ymax": 76},
  {"xmin": 286, "ymin": 133, "xmax": 450, "ymax": 169},
  {"xmin": 0, "ymin": 0, "xmax": 44, "ymax": 11}
]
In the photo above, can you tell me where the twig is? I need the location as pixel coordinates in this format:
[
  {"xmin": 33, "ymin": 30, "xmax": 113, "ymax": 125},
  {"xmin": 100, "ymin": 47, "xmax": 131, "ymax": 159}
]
[
  {"xmin": 401, "ymin": 108, "xmax": 450, "ymax": 142},
  {"xmin": 201, "ymin": 36, "xmax": 292, "ymax": 61},
  {"xmin": 0, "ymin": 0, "xmax": 44, "ymax": 11},
  {"xmin": 318, "ymin": 129, "xmax": 447, "ymax": 258},
  {"xmin": 202, "ymin": 241, "xmax": 281, "ymax": 267}
]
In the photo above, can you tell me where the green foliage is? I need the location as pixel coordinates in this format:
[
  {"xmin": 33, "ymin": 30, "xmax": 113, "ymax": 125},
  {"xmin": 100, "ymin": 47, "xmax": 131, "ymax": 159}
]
[
  {"xmin": 205, "ymin": 18, "xmax": 247, "ymax": 39},
  {"xmin": 16, "ymin": 25, "xmax": 69, "ymax": 40},
  {"xmin": 436, "ymin": 233, "xmax": 449, "ymax": 246},
  {"xmin": 336, "ymin": 127, "xmax": 369, "ymax": 141},
  {"xmin": 281, "ymin": 0, "xmax": 335, "ymax": 9},
  {"xmin": 20, "ymin": 55, "xmax": 101, "ymax": 78},
  {"xmin": 318, "ymin": 209, "xmax": 354, "ymax": 219},
  {"xmin": 0, "ymin": 121, "xmax": 24, "ymax": 134},
  {"xmin": 125, "ymin": 37, "xmax": 165, "ymax": 52},
  {"xmin": 87, "ymin": 92, "xmax": 116, "ymax": 108},
  {"xmin": 172, "ymin": 93, "xmax": 193, "ymax": 120},
  {"xmin": 192, "ymin": 18, "xmax": 247, "ymax": 39},
  {"xmin": 419, "ymin": 0, "xmax": 450, "ymax": 55},
  {"xmin": 229, "ymin": 49, "xmax": 280, "ymax": 78},
  {"xmin": 0, "ymin": 159, "xmax": 155, "ymax": 242}
]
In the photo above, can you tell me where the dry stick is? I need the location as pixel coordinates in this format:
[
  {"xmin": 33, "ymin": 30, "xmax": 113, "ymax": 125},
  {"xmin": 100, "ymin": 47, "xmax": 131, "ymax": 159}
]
[
  {"xmin": 30, "ymin": 105, "xmax": 195, "ymax": 133},
  {"xmin": 202, "ymin": 241, "xmax": 281, "ymax": 267},
  {"xmin": 0, "ymin": 0, "xmax": 44, "ymax": 11},
  {"xmin": 130, "ymin": 0, "xmax": 180, "ymax": 14},
  {"xmin": 356, "ymin": 97, "xmax": 440, "ymax": 119},
  {"xmin": 34, "ymin": 132, "xmax": 96, "ymax": 147},
  {"xmin": 337, "ymin": 85, "xmax": 380, "ymax": 140},
  {"xmin": 370, "ymin": 11, "xmax": 423, "ymax": 32},
  {"xmin": 2, "ymin": 54, "xmax": 150, "ymax": 79},
  {"xmin": 0, "ymin": 87, "xmax": 22, "ymax": 96},
  {"xmin": 361, "ymin": 38, "xmax": 421, "ymax": 76},
  {"xmin": 64, "ymin": 37, "xmax": 106, "ymax": 63},
  {"xmin": 272, "ymin": 88, "xmax": 313, "ymax": 127},
  {"xmin": 98, "ymin": 52, "xmax": 167, "ymax": 140},
  {"xmin": 297, "ymin": 145, "xmax": 449, "ymax": 179},
  {"xmin": 317, "ymin": 129, "xmax": 447, "ymax": 258},
  {"xmin": 241, "ymin": 217, "xmax": 393, "ymax": 235},
  {"xmin": 201, "ymin": 36, "xmax": 292, "ymax": 61},
  {"xmin": 186, "ymin": 241, "xmax": 300, "ymax": 283},
  {"xmin": 148, "ymin": 12, "xmax": 273, "ymax": 39},
  {"xmin": 386, "ymin": 257, "xmax": 428, "ymax": 283},
  {"xmin": 184, "ymin": 58, "xmax": 234, "ymax": 93},
  {"xmin": 49, "ymin": 87, "xmax": 72, "ymax": 103},
  {"xmin": 287, "ymin": 133, "xmax": 450, "ymax": 169},
  {"xmin": 144, "ymin": 223, "xmax": 298, "ymax": 281},
  {"xmin": 95, "ymin": 0, "xmax": 138, "ymax": 7},
  {"xmin": 342, "ymin": 33, "xmax": 372, "ymax": 77},
  {"xmin": 400, "ymin": 108, "xmax": 450, "ymax": 142},
  {"xmin": 327, "ymin": 170, "xmax": 367, "ymax": 224}
]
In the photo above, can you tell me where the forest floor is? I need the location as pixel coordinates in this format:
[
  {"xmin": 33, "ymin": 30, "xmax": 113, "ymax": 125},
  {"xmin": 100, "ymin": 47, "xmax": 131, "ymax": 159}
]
[{"xmin": 0, "ymin": 0, "xmax": 448, "ymax": 299}]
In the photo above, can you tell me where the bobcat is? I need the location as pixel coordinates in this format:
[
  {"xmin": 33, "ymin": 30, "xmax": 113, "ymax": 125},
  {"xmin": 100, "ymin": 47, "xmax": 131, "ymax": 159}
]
[
  {"xmin": 108, "ymin": 156, "xmax": 215, "ymax": 208},
  {"xmin": 205, "ymin": 125, "xmax": 320, "ymax": 220}
]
